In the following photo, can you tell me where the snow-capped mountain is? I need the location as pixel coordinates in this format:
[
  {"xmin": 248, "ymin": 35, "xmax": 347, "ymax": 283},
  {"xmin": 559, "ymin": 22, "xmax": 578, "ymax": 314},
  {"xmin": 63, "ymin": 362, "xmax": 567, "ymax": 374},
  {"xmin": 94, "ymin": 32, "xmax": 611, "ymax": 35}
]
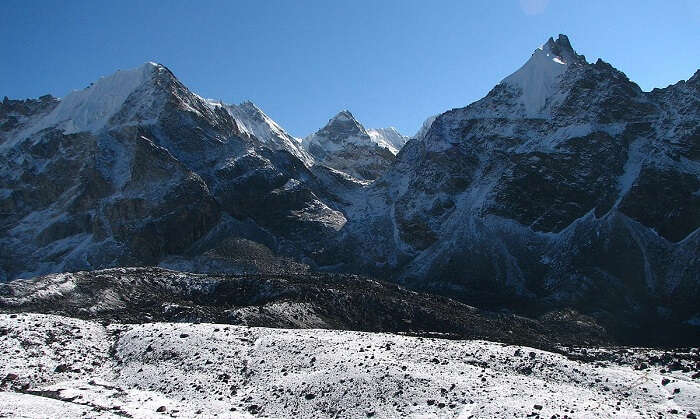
[
  {"xmin": 499, "ymin": 35, "xmax": 587, "ymax": 117},
  {"xmin": 302, "ymin": 110, "xmax": 402, "ymax": 181},
  {"xmin": 0, "ymin": 62, "xmax": 343, "ymax": 281},
  {"xmin": 317, "ymin": 35, "xmax": 700, "ymax": 340},
  {"xmin": 4, "ymin": 63, "xmax": 158, "ymax": 141},
  {"xmin": 0, "ymin": 35, "xmax": 698, "ymax": 343}
]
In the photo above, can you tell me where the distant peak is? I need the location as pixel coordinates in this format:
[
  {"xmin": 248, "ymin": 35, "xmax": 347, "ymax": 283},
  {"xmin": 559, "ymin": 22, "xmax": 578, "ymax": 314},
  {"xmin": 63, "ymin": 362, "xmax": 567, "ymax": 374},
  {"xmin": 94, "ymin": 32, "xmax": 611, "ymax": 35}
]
[
  {"xmin": 332, "ymin": 110, "xmax": 357, "ymax": 122},
  {"xmin": 367, "ymin": 127, "xmax": 408, "ymax": 155},
  {"xmin": 321, "ymin": 110, "xmax": 365, "ymax": 132},
  {"xmin": 304, "ymin": 110, "xmax": 370, "ymax": 151}
]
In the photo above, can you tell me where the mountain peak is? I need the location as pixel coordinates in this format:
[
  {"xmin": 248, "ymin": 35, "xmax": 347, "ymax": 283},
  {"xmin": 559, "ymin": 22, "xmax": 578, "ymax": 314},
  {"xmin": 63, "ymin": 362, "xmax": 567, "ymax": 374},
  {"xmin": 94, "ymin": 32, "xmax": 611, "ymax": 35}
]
[
  {"xmin": 498, "ymin": 34, "xmax": 587, "ymax": 116},
  {"xmin": 331, "ymin": 110, "xmax": 358, "ymax": 123},
  {"xmin": 303, "ymin": 111, "xmax": 398, "ymax": 180},
  {"xmin": 414, "ymin": 114, "xmax": 438, "ymax": 141},
  {"xmin": 13, "ymin": 62, "xmax": 160, "ymax": 139},
  {"xmin": 141, "ymin": 61, "xmax": 160, "ymax": 70},
  {"xmin": 222, "ymin": 100, "xmax": 312, "ymax": 165},
  {"xmin": 540, "ymin": 34, "xmax": 584, "ymax": 65},
  {"xmin": 317, "ymin": 109, "xmax": 366, "ymax": 136},
  {"xmin": 543, "ymin": 34, "xmax": 571, "ymax": 52}
]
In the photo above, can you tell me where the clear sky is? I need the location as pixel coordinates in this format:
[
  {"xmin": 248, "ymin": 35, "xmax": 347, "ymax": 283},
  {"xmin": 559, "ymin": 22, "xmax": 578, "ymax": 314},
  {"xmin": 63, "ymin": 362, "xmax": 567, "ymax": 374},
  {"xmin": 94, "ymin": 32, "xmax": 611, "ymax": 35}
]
[{"xmin": 1, "ymin": 0, "xmax": 698, "ymax": 137}]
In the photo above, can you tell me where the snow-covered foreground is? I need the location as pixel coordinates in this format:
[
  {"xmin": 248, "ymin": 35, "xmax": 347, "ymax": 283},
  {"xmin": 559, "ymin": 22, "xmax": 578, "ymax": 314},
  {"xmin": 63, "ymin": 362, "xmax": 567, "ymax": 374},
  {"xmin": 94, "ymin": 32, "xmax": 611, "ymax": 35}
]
[{"xmin": 0, "ymin": 314, "xmax": 698, "ymax": 418}]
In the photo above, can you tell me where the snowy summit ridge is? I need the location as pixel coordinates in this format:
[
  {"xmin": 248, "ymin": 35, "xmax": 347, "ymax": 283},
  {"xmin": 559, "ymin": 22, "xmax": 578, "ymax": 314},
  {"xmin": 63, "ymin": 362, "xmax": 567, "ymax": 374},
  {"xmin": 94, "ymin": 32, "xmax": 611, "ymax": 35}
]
[
  {"xmin": 500, "ymin": 34, "xmax": 586, "ymax": 116},
  {"xmin": 367, "ymin": 127, "xmax": 408, "ymax": 155},
  {"xmin": 17, "ymin": 62, "xmax": 159, "ymax": 139},
  {"xmin": 221, "ymin": 99, "xmax": 313, "ymax": 165}
]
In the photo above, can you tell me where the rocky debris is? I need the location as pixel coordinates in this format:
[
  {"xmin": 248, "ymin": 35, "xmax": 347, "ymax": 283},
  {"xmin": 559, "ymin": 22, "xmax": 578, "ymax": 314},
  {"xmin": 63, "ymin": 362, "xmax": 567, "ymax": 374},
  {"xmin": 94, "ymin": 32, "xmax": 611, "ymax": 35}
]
[
  {"xmin": 1, "ymin": 313, "xmax": 699, "ymax": 418},
  {"xmin": 0, "ymin": 267, "xmax": 610, "ymax": 349}
]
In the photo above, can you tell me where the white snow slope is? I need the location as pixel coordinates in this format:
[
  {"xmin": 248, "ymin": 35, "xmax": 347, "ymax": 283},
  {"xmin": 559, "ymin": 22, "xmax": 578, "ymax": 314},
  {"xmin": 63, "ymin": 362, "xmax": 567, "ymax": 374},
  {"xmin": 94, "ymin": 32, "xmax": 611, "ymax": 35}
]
[
  {"xmin": 1, "ymin": 313, "xmax": 698, "ymax": 418},
  {"xmin": 221, "ymin": 100, "xmax": 314, "ymax": 166},
  {"xmin": 25, "ymin": 63, "xmax": 157, "ymax": 136},
  {"xmin": 413, "ymin": 114, "xmax": 438, "ymax": 141},
  {"xmin": 367, "ymin": 127, "xmax": 409, "ymax": 155},
  {"xmin": 500, "ymin": 35, "xmax": 584, "ymax": 117}
]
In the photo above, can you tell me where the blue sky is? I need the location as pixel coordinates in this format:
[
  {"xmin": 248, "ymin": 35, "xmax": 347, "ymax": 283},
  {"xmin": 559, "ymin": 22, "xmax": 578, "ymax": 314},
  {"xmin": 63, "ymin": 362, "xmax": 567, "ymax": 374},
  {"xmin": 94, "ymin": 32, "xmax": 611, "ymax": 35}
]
[{"xmin": 1, "ymin": 0, "xmax": 698, "ymax": 136}]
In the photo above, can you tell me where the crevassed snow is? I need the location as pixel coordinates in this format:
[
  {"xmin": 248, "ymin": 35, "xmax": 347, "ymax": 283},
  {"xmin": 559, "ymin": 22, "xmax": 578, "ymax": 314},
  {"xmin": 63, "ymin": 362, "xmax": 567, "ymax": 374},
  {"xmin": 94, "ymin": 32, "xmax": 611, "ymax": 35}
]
[{"xmin": 22, "ymin": 63, "xmax": 157, "ymax": 137}]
